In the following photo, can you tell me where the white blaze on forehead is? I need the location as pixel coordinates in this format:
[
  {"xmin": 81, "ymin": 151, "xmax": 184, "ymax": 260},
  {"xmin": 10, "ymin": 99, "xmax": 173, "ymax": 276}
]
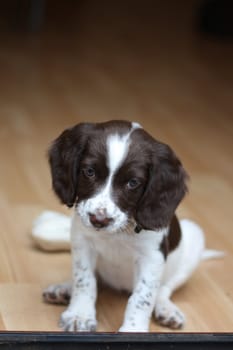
[
  {"xmin": 107, "ymin": 133, "xmax": 131, "ymax": 174},
  {"xmin": 106, "ymin": 122, "xmax": 141, "ymax": 174},
  {"xmin": 131, "ymin": 122, "xmax": 142, "ymax": 130}
]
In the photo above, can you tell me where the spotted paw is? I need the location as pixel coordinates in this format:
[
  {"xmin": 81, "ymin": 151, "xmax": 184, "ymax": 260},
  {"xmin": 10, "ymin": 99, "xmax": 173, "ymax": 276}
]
[
  {"xmin": 59, "ymin": 309, "xmax": 97, "ymax": 332},
  {"xmin": 43, "ymin": 282, "xmax": 71, "ymax": 305},
  {"xmin": 155, "ymin": 299, "xmax": 185, "ymax": 329}
]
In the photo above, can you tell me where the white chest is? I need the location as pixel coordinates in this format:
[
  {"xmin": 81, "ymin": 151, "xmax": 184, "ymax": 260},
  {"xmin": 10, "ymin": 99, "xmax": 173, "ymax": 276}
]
[
  {"xmin": 93, "ymin": 234, "xmax": 136, "ymax": 291},
  {"xmin": 73, "ymin": 223, "xmax": 165, "ymax": 292}
]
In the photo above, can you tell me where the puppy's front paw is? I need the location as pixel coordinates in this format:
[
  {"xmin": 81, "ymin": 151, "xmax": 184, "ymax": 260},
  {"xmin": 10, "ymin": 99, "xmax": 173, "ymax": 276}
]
[
  {"xmin": 60, "ymin": 309, "xmax": 97, "ymax": 332},
  {"xmin": 155, "ymin": 299, "xmax": 185, "ymax": 329}
]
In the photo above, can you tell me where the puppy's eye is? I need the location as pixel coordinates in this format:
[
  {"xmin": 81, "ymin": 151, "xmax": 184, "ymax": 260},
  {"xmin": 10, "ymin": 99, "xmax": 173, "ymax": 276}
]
[
  {"xmin": 83, "ymin": 167, "xmax": 95, "ymax": 178},
  {"xmin": 127, "ymin": 178, "xmax": 141, "ymax": 190}
]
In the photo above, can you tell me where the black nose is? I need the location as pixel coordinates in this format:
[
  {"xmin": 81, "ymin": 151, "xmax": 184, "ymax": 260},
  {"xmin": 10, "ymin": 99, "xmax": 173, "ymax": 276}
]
[{"xmin": 89, "ymin": 213, "xmax": 113, "ymax": 229}]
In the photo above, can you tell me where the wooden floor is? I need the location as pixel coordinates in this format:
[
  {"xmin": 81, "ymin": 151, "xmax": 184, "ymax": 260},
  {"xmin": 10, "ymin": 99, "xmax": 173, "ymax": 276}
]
[{"xmin": 0, "ymin": 0, "xmax": 232, "ymax": 332}]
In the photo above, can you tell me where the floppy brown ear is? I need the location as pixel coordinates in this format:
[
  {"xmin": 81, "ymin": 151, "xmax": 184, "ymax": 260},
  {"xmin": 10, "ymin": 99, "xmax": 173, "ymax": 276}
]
[
  {"xmin": 48, "ymin": 123, "xmax": 93, "ymax": 207},
  {"xmin": 136, "ymin": 141, "xmax": 188, "ymax": 230}
]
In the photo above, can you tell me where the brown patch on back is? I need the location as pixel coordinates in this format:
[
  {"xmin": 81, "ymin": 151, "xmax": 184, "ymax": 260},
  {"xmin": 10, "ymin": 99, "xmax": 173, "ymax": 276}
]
[{"xmin": 160, "ymin": 215, "xmax": 181, "ymax": 259}]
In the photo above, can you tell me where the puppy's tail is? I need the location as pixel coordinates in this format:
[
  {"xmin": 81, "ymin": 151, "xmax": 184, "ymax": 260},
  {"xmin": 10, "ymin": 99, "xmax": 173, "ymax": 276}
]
[
  {"xmin": 201, "ymin": 249, "xmax": 225, "ymax": 260},
  {"xmin": 32, "ymin": 211, "xmax": 71, "ymax": 251},
  {"xmin": 180, "ymin": 219, "xmax": 225, "ymax": 262}
]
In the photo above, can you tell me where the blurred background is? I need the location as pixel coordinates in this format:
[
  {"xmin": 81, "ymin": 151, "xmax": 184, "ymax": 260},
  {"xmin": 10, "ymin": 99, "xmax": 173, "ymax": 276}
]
[{"xmin": 0, "ymin": 0, "xmax": 232, "ymax": 332}]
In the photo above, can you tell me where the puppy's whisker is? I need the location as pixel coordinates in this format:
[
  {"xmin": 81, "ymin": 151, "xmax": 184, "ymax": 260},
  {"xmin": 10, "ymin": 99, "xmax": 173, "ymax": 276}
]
[{"xmin": 117, "ymin": 219, "xmax": 135, "ymax": 235}]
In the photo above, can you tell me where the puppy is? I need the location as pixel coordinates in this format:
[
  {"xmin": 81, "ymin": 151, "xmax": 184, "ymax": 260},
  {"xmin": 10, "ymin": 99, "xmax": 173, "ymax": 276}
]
[{"xmin": 33, "ymin": 120, "xmax": 222, "ymax": 332}]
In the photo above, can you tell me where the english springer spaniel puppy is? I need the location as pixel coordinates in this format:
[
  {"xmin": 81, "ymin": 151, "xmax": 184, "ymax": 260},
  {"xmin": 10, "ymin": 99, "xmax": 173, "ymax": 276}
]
[{"xmin": 32, "ymin": 120, "xmax": 222, "ymax": 332}]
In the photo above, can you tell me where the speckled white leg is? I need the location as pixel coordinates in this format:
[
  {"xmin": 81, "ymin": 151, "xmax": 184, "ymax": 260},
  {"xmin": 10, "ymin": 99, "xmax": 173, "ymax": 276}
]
[
  {"xmin": 60, "ymin": 220, "xmax": 98, "ymax": 332},
  {"xmin": 119, "ymin": 252, "xmax": 164, "ymax": 332}
]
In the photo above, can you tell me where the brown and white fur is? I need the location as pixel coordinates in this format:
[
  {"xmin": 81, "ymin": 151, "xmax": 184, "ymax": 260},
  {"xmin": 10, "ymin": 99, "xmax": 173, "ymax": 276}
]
[{"xmin": 32, "ymin": 120, "xmax": 223, "ymax": 332}]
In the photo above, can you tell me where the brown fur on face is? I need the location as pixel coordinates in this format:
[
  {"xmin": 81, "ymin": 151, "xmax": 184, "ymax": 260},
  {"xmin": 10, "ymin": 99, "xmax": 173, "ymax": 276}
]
[{"xmin": 48, "ymin": 120, "xmax": 188, "ymax": 231}]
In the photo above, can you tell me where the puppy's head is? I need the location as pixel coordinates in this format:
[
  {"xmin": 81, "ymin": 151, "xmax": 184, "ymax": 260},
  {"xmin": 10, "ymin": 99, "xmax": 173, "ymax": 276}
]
[{"xmin": 49, "ymin": 121, "xmax": 188, "ymax": 233}]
